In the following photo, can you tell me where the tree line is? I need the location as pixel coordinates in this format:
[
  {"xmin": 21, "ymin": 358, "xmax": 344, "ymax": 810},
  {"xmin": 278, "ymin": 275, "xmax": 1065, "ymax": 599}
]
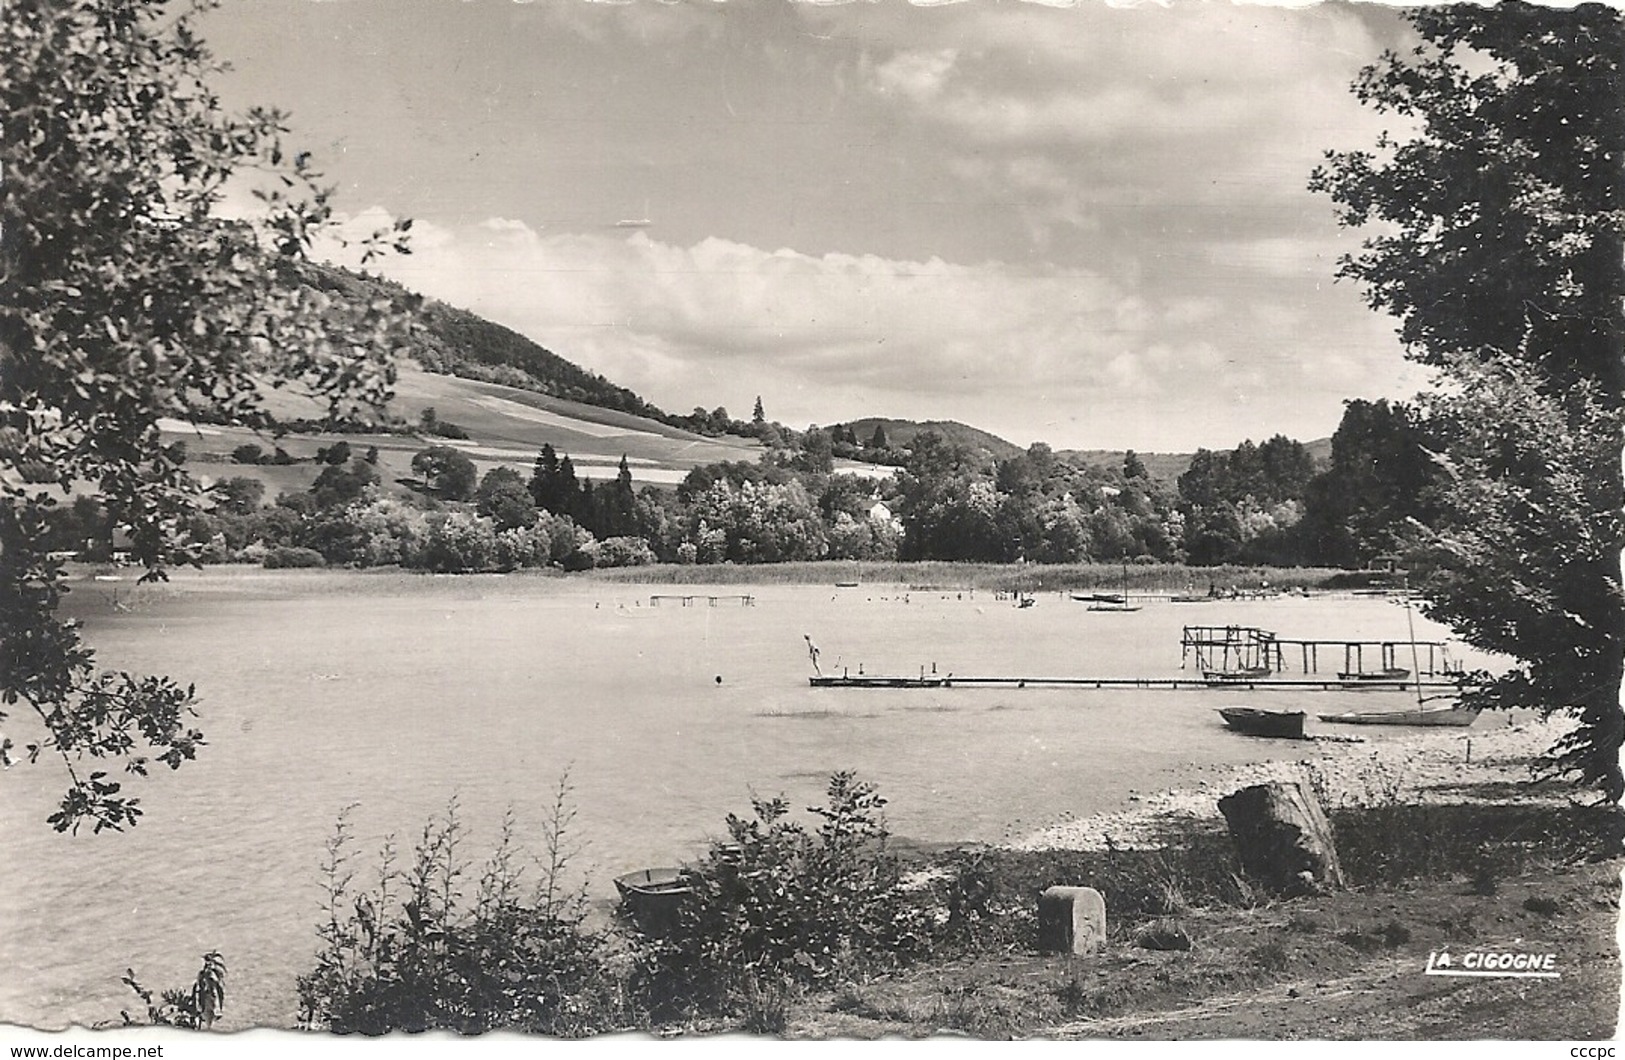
[{"xmin": 40, "ymin": 394, "xmax": 1438, "ymax": 576}]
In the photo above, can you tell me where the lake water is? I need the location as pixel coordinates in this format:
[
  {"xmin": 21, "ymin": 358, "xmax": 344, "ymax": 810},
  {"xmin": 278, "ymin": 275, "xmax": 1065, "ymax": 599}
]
[{"xmin": 0, "ymin": 569, "xmax": 1485, "ymax": 1029}]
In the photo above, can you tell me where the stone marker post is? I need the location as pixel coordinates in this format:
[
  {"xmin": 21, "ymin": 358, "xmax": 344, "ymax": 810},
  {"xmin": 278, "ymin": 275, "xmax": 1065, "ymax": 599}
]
[{"xmin": 1037, "ymin": 885, "xmax": 1106, "ymax": 955}]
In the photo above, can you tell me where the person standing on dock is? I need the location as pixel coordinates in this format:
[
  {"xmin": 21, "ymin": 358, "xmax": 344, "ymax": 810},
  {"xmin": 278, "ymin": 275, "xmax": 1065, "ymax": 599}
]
[{"xmin": 804, "ymin": 634, "xmax": 823, "ymax": 676}]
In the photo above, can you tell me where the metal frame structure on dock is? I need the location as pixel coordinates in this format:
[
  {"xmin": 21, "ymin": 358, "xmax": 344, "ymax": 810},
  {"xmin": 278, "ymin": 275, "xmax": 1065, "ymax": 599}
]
[{"xmin": 1178, "ymin": 625, "xmax": 1453, "ymax": 676}]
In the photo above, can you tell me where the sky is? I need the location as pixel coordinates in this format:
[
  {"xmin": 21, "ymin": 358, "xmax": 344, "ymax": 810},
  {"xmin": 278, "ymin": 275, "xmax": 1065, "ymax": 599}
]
[{"xmin": 201, "ymin": 0, "xmax": 1434, "ymax": 453}]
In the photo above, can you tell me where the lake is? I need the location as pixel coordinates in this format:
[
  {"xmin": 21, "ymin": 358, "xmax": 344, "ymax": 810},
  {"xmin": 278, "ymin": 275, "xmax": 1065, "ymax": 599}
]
[{"xmin": 0, "ymin": 568, "xmax": 1486, "ymax": 1029}]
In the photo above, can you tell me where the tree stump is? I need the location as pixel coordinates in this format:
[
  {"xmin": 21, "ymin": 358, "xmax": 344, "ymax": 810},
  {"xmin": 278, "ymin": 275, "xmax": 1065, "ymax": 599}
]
[{"xmin": 1218, "ymin": 781, "xmax": 1345, "ymax": 896}]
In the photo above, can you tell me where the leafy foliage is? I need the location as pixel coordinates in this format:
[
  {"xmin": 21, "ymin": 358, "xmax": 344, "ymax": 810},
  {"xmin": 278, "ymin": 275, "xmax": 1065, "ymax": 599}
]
[
  {"xmin": 1298, "ymin": 399, "xmax": 1438, "ymax": 567},
  {"xmin": 0, "ymin": 0, "xmax": 416, "ymax": 830},
  {"xmin": 114, "ymin": 952, "xmax": 227, "ymax": 1030},
  {"xmin": 1312, "ymin": 3, "xmax": 1624, "ymax": 797},
  {"xmin": 410, "ymin": 446, "xmax": 478, "ymax": 501},
  {"xmin": 633, "ymin": 772, "xmax": 928, "ymax": 1020},
  {"xmin": 1415, "ymin": 360, "xmax": 1623, "ymax": 798},
  {"xmin": 298, "ymin": 789, "xmax": 625, "ymax": 1037}
]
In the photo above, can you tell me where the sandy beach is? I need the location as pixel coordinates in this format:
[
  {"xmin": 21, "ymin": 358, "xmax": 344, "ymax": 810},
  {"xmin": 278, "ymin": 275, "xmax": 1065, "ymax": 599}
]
[{"xmin": 1013, "ymin": 715, "xmax": 1573, "ymax": 851}]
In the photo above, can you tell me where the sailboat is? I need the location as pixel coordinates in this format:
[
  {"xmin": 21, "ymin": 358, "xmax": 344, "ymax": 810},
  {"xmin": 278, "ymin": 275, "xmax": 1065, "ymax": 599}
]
[
  {"xmin": 1319, "ymin": 574, "xmax": 1478, "ymax": 727},
  {"xmin": 1087, "ymin": 563, "xmax": 1141, "ymax": 612}
]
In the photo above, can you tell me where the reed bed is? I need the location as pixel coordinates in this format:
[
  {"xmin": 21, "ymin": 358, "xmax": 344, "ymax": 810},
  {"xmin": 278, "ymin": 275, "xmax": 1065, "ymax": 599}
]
[{"xmin": 585, "ymin": 561, "xmax": 1347, "ymax": 593}]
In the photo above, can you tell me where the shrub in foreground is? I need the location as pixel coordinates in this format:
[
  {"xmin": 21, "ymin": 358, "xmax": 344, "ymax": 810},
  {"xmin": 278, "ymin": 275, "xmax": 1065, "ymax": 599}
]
[
  {"xmin": 297, "ymin": 790, "xmax": 624, "ymax": 1037},
  {"xmin": 632, "ymin": 772, "xmax": 929, "ymax": 1022}
]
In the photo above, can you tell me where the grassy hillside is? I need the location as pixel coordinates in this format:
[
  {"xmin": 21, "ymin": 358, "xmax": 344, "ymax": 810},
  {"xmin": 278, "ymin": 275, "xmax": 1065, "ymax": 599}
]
[
  {"xmin": 171, "ymin": 365, "xmax": 770, "ymax": 492},
  {"xmin": 307, "ymin": 264, "xmax": 675, "ymax": 423}
]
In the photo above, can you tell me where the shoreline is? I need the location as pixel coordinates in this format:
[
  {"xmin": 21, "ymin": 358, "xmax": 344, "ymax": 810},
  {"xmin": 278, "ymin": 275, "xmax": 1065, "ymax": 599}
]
[{"xmin": 1011, "ymin": 716, "xmax": 1570, "ymax": 852}]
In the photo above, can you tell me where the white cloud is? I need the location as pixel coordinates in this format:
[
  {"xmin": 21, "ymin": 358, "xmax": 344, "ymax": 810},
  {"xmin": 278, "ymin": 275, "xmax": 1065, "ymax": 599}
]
[
  {"xmin": 314, "ymin": 208, "xmax": 1408, "ymax": 450},
  {"xmin": 870, "ymin": 48, "xmax": 958, "ymax": 103}
]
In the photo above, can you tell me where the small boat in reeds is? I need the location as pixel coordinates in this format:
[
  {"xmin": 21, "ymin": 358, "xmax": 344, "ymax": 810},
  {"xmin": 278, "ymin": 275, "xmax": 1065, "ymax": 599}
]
[
  {"xmin": 1217, "ymin": 706, "xmax": 1306, "ymax": 739},
  {"xmin": 1317, "ymin": 706, "xmax": 1478, "ymax": 727},
  {"xmin": 614, "ymin": 867, "xmax": 693, "ymax": 933}
]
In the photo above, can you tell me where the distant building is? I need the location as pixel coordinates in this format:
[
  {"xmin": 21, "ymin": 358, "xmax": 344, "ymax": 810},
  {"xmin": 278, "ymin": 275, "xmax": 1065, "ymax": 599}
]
[{"xmin": 868, "ymin": 501, "xmax": 896, "ymax": 525}]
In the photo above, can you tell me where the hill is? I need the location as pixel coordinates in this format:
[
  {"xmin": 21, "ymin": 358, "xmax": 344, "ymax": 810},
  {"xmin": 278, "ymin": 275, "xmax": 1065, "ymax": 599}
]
[
  {"xmin": 832, "ymin": 418, "xmax": 1023, "ymax": 461},
  {"xmin": 1063, "ymin": 449, "xmax": 1196, "ymax": 487},
  {"xmin": 1064, "ymin": 437, "xmax": 1334, "ymax": 487},
  {"xmin": 305, "ymin": 264, "xmax": 676, "ymax": 424}
]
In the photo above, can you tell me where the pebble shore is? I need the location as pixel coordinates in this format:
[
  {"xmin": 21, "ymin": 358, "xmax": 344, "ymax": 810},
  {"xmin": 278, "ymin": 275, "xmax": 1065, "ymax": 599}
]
[{"xmin": 1010, "ymin": 716, "xmax": 1573, "ymax": 852}]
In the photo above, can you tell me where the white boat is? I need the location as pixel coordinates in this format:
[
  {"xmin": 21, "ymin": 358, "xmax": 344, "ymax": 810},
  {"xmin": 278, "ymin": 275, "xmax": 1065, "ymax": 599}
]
[{"xmin": 1318, "ymin": 706, "xmax": 1478, "ymax": 727}]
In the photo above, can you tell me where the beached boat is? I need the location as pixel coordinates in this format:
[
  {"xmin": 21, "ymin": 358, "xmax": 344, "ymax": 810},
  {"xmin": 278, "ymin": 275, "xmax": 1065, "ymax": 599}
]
[
  {"xmin": 1317, "ymin": 706, "xmax": 1478, "ymax": 727},
  {"xmin": 1072, "ymin": 592, "xmax": 1125, "ymax": 604},
  {"xmin": 614, "ymin": 867, "xmax": 693, "ymax": 932},
  {"xmin": 1217, "ymin": 706, "xmax": 1306, "ymax": 739}
]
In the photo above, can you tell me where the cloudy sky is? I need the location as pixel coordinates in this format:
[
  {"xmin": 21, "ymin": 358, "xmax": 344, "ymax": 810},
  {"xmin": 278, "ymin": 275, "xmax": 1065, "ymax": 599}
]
[{"xmin": 203, "ymin": 0, "xmax": 1431, "ymax": 452}]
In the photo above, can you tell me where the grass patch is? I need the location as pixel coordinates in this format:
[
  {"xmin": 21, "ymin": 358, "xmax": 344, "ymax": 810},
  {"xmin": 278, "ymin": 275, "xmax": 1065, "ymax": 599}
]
[{"xmin": 1328, "ymin": 802, "xmax": 1623, "ymax": 888}]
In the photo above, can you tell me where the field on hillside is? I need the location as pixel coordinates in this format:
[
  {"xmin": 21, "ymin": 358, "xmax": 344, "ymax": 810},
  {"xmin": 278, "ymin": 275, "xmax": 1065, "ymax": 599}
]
[{"xmin": 168, "ymin": 365, "xmax": 887, "ymax": 492}]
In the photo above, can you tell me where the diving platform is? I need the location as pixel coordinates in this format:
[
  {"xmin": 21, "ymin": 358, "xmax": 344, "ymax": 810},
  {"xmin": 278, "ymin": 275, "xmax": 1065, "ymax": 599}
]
[{"xmin": 1179, "ymin": 625, "xmax": 1455, "ymax": 677}]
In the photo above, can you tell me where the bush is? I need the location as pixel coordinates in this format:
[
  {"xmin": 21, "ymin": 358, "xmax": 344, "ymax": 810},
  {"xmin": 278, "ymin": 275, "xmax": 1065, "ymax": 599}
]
[
  {"xmin": 107, "ymin": 953, "xmax": 226, "ymax": 1030},
  {"xmin": 596, "ymin": 536, "xmax": 655, "ymax": 568},
  {"xmin": 416, "ymin": 512, "xmax": 498, "ymax": 573},
  {"xmin": 298, "ymin": 788, "xmax": 625, "ymax": 1037},
  {"xmin": 262, "ymin": 545, "xmax": 326, "ymax": 569},
  {"xmin": 633, "ymin": 772, "xmax": 928, "ymax": 1021}
]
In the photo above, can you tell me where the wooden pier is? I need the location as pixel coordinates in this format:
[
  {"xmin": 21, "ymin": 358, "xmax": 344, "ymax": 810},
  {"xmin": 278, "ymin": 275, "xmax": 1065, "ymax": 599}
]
[
  {"xmin": 1179, "ymin": 625, "xmax": 1454, "ymax": 676},
  {"xmin": 809, "ymin": 674, "xmax": 1458, "ymax": 692},
  {"xmin": 649, "ymin": 594, "xmax": 755, "ymax": 607}
]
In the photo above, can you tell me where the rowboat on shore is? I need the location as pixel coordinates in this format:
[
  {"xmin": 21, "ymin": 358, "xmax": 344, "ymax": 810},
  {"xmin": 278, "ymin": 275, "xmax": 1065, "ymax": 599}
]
[
  {"xmin": 1217, "ymin": 706, "xmax": 1306, "ymax": 739},
  {"xmin": 1317, "ymin": 706, "xmax": 1478, "ymax": 727}
]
